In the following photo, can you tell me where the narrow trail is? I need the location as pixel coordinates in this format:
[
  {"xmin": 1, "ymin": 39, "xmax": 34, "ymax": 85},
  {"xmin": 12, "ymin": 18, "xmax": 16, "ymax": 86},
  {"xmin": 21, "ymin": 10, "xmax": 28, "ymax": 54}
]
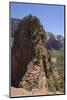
[{"xmin": 11, "ymin": 87, "xmax": 63, "ymax": 97}]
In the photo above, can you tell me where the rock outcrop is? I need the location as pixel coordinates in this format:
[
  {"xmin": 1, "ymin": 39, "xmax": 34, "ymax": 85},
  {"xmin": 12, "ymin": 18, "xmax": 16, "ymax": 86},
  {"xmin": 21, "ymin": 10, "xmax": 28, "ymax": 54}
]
[
  {"xmin": 11, "ymin": 15, "xmax": 60, "ymax": 92},
  {"xmin": 11, "ymin": 18, "xmax": 64, "ymax": 50},
  {"xmin": 11, "ymin": 15, "xmax": 49, "ymax": 87}
]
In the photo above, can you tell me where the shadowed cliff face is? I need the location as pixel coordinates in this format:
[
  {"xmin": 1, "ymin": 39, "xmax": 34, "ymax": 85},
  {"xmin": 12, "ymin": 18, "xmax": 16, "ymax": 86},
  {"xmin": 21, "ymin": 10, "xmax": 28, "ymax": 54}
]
[
  {"xmin": 11, "ymin": 15, "xmax": 48, "ymax": 87},
  {"xmin": 11, "ymin": 15, "xmax": 46, "ymax": 87},
  {"xmin": 11, "ymin": 35, "xmax": 33, "ymax": 87}
]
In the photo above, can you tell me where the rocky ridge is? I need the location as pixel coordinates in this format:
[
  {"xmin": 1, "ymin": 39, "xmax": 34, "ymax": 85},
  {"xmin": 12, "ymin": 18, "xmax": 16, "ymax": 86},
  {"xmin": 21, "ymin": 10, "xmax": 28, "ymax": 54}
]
[
  {"xmin": 11, "ymin": 15, "xmax": 63, "ymax": 94},
  {"xmin": 11, "ymin": 18, "xmax": 64, "ymax": 50}
]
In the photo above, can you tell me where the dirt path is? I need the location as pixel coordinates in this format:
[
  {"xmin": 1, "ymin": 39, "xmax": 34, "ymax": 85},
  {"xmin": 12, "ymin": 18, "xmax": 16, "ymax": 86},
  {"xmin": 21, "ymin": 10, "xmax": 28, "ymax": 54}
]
[{"xmin": 10, "ymin": 87, "xmax": 64, "ymax": 97}]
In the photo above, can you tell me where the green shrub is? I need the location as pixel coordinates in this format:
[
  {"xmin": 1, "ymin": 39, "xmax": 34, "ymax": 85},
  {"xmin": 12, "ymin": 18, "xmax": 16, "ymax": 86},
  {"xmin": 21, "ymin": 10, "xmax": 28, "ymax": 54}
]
[
  {"xmin": 35, "ymin": 44, "xmax": 43, "ymax": 60},
  {"xmin": 47, "ymin": 77, "xmax": 56, "ymax": 92},
  {"xmin": 28, "ymin": 78, "xmax": 38, "ymax": 90}
]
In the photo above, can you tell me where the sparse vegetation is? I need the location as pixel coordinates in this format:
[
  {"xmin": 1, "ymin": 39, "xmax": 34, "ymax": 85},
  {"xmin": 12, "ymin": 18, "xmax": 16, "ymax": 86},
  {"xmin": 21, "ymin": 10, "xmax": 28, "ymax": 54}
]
[
  {"xmin": 48, "ymin": 50, "xmax": 64, "ymax": 92},
  {"xmin": 11, "ymin": 15, "xmax": 64, "ymax": 95},
  {"xmin": 47, "ymin": 76, "xmax": 56, "ymax": 92}
]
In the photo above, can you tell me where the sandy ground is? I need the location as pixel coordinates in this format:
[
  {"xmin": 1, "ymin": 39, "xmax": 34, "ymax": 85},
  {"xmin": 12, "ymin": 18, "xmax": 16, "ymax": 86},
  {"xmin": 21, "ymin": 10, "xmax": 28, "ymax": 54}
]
[{"xmin": 10, "ymin": 87, "xmax": 64, "ymax": 97}]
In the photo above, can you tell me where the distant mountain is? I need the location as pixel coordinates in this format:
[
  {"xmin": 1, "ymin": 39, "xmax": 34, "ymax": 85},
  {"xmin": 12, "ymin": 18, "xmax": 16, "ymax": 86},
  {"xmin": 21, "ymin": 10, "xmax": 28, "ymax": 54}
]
[
  {"xmin": 10, "ymin": 18, "xmax": 64, "ymax": 50},
  {"xmin": 47, "ymin": 32, "xmax": 64, "ymax": 50}
]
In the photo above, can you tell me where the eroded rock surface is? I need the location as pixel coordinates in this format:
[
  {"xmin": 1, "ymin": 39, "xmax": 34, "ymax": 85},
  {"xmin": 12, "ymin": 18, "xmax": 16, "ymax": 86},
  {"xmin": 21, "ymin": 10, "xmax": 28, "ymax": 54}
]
[{"xmin": 11, "ymin": 15, "xmax": 60, "ymax": 92}]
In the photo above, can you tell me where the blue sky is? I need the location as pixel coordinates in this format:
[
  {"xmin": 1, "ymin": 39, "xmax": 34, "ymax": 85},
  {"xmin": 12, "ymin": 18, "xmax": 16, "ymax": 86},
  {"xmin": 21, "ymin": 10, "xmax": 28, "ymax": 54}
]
[{"xmin": 10, "ymin": 2, "xmax": 64, "ymax": 36}]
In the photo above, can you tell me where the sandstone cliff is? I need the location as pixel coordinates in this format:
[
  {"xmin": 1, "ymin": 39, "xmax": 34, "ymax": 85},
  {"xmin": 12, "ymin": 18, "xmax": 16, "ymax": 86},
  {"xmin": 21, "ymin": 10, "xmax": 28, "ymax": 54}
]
[{"xmin": 11, "ymin": 15, "xmax": 62, "ymax": 93}]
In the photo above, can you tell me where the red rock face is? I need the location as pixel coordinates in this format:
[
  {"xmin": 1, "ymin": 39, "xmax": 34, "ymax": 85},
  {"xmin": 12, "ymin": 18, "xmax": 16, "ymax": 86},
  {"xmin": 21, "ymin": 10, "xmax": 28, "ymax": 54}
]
[
  {"xmin": 11, "ymin": 15, "xmax": 47, "ymax": 87},
  {"xmin": 11, "ymin": 31, "xmax": 33, "ymax": 87}
]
